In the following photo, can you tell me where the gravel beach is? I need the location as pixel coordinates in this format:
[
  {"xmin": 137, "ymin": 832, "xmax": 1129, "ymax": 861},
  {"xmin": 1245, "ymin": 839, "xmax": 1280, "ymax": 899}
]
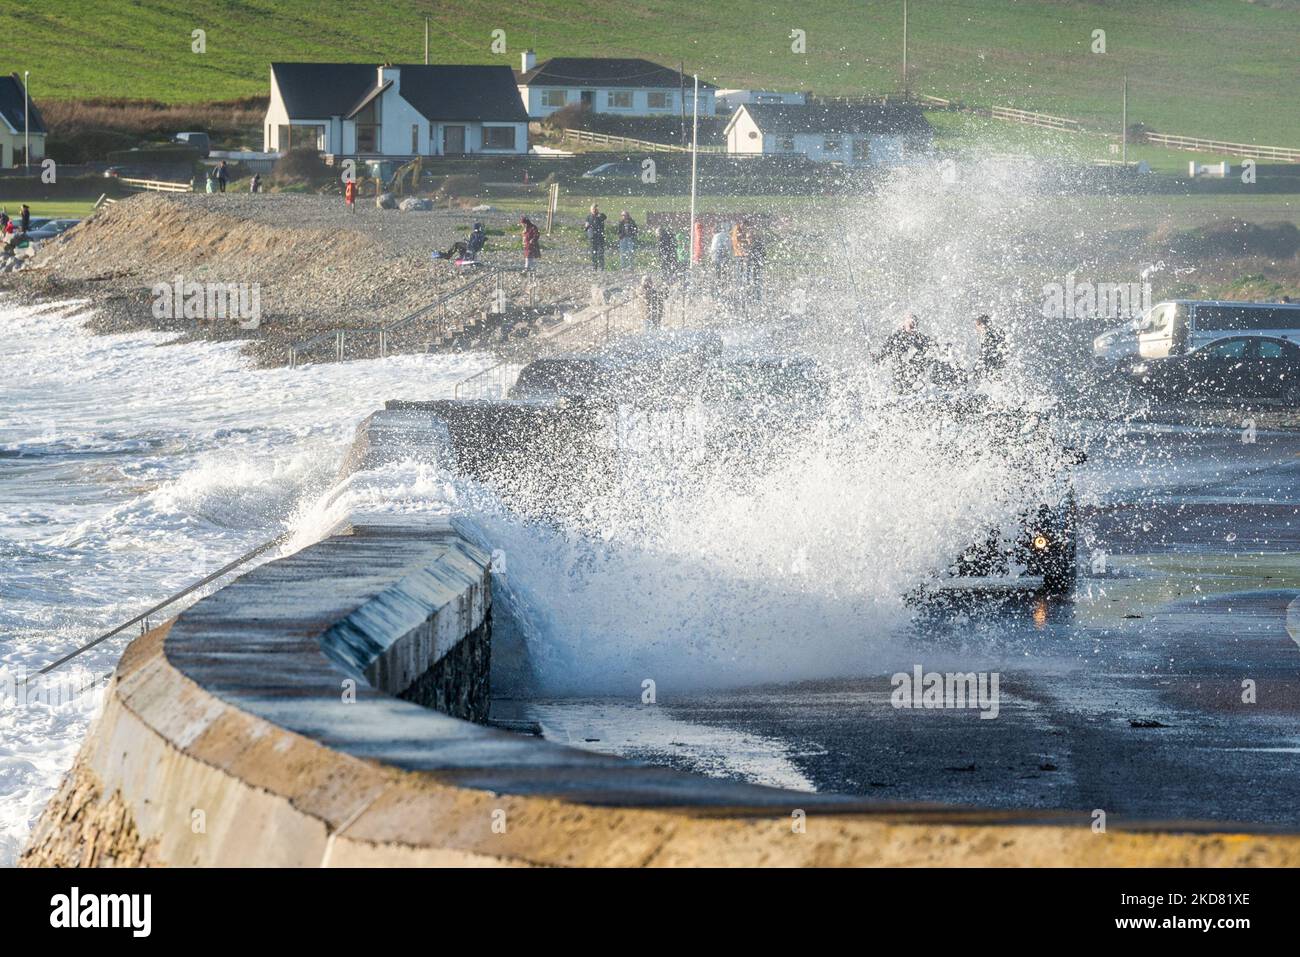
[{"xmin": 1, "ymin": 192, "xmax": 630, "ymax": 367}]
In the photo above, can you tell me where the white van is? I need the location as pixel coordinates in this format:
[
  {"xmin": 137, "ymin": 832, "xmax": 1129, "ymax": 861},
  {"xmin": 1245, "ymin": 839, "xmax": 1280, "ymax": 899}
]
[{"xmin": 1094, "ymin": 299, "xmax": 1300, "ymax": 363}]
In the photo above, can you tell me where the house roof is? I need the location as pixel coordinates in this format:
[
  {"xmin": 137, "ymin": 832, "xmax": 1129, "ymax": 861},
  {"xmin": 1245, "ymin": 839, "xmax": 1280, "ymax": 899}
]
[
  {"xmin": 516, "ymin": 57, "xmax": 715, "ymax": 90},
  {"xmin": 270, "ymin": 63, "xmax": 528, "ymax": 122},
  {"xmin": 397, "ymin": 65, "xmax": 529, "ymax": 121},
  {"xmin": 0, "ymin": 73, "xmax": 46, "ymax": 135},
  {"xmin": 728, "ymin": 102, "xmax": 931, "ymax": 137}
]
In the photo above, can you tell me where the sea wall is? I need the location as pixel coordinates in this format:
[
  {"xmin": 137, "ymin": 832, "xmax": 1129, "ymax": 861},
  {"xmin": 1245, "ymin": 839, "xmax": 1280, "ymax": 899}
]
[{"xmin": 21, "ymin": 407, "xmax": 1300, "ymax": 867}]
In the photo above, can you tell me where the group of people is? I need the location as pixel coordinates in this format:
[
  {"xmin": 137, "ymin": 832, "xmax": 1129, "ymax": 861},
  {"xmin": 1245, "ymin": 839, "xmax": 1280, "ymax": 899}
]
[
  {"xmin": 582, "ymin": 204, "xmax": 643, "ymax": 272},
  {"xmin": 1, "ymin": 205, "xmax": 34, "ymax": 255},
  {"xmin": 204, "ymin": 160, "xmax": 230, "ymax": 194},
  {"xmin": 428, "ymin": 206, "xmax": 774, "ymax": 294},
  {"xmin": 872, "ymin": 313, "xmax": 1008, "ymax": 392}
]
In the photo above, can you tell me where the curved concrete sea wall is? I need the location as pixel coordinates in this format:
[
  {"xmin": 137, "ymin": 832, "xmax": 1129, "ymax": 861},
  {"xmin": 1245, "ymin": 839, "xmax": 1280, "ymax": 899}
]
[{"xmin": 21, "ymin": 410, "xmax": 1300, "ymax": 867}]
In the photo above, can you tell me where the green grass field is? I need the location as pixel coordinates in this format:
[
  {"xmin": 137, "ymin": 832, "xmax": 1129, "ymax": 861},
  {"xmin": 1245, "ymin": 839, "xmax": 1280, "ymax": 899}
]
[{"xmin": 2, "ymin": 0, "xmax": 1297, "ymax": 144}]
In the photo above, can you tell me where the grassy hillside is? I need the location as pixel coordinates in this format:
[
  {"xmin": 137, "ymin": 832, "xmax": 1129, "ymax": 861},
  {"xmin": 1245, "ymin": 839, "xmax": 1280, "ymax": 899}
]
[{"xmin": 1, "ymin": 0, "xmax": 1297, "ymax": 143}]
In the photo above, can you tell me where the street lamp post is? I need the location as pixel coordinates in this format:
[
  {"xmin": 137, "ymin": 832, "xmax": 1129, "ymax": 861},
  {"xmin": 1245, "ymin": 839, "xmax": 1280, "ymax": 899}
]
[{"xmin": 24, "ymin": 70, "xmax": 30, "ymax": 169}]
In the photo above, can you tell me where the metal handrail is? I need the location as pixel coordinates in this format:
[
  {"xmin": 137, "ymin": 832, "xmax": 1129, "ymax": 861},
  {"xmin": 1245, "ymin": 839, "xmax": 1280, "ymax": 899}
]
[
  {"xmin": 35, "ymin": 533, "xmax": 290, "ymax": 675},
  {"xmin": 288, "ymin": 267, "xmax": 504, "ymax": 367},
  {"xmin": 453, "ymin": 296, "xmax": 637, "ymax": 399}
]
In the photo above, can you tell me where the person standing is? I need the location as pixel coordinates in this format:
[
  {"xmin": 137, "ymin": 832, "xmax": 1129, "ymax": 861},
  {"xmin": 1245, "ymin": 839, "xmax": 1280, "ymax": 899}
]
[
  {"xmin": 20, "ymin": 205, "xmax": 31, "ymax": 233},
  {"xmin": 873, "ymin": 314, "xmax": 936, "ymax": 393},
  {"xmin": 214, "ymin": 160, "xmax": 229, "ymax": 193},
  {"xmin": 656, "ymin": 226, "xmax": 680, "ymax": 285},
  {"xmin": 521, "ymin": 216, "xmax": 541, "ymax": 272},
  {"xmin": 616, "ymin": 210, "xmax": 638, "ymax": 270},
  {"xmin": 640, "ymin": 274, "xmax": 664, "ymax": 329},
  {"xmin": 344, "ymin": 179, "xmax": 357, "ymax": 212},
  {"xmin": 249, "ymin": 174, "xmax": 262, "ymax": 194},
  {"xmin": 731, "ymin": 220, "xmax": 750, "ymax": 288},
  {"xmin": 972, "ymin": 315, "xmax": 1007, "ymax": 380},
  {"xmin": 584, "ymin": 203, "xmax": 607, "ymax": 272},
  {"xmin": 709, "ymin": 223, "xmax": 731, "ymax": 285},
  {"xmin": 747, "ymin": 220, "xmax": 766, "ymax": 301}
]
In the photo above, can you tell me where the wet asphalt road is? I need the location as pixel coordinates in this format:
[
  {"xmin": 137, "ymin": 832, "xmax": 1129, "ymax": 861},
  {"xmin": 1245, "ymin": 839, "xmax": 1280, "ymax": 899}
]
[{"xmin": 511, "ymin": 421, "xmax": 1300, "ymax": 828}]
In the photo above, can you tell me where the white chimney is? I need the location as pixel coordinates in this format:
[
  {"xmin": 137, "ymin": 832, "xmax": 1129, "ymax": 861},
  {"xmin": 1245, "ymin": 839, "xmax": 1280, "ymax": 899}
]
[{"xmin": 521, "ymin": 49, "xmax": 536, "ymax": 73}]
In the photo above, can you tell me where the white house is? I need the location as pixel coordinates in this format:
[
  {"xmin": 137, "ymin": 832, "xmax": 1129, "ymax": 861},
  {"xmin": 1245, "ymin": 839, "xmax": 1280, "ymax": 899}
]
[
  {"xmin": 715, "ymin": 89, "xmax": 809, "ymax": 111},
  {"xmin": 724, "ymin": 102, "xmax": 932, "ymax": 166},
  {"xmin": 515, "ymin": 52, "xmax": 715, "ymax": 119},
  {"xmin": 0, "ymin": 72, "xmax": 46, "ymax": 168},
  {"xmin": 263, "ymin": 62, "xmax": 529, "ymax": 157}
]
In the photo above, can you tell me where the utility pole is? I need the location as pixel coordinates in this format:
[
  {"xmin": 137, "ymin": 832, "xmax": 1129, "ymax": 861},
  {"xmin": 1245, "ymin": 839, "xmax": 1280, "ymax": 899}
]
[
  {"xmin": 24, "ymin": 70, "xmax": 30, "ymax": 169},
  {"xmin": 424, "ymin": 18, "xmax": 429, "ymax": 64},
  {"xmin": 902, "ymin": 0, "xmax": 909, "ymax": 97},
  {"xmin": 1121, "ymin": 73, "xmax": 1128, "ymax": 166},
  {"xmin": 689, "ymin": 74, "xmax": 699, "ymax": 277},
  {"xmin": 679, "ymin": 60, "xmax": 687, "ymax": 146}
]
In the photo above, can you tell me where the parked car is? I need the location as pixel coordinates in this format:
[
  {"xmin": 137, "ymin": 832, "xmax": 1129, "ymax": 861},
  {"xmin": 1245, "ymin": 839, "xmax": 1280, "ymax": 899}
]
[
  {"xmin": 24, "ymin": 219, "xmax": 81, "ymax": 241},
  {"xmin": 173, "ymin": 131, "xmax": 211, "ymax": 157},
  {"xmin": 580, "ymin": 161, "xmax": 644, "ymax": 180},
  {"xmin": 1128, "ymin": 335, "xmax": 1300, "ymax": 405}
]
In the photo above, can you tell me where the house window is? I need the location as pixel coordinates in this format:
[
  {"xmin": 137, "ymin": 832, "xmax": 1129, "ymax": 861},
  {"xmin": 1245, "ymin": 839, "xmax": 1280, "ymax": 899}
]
[
  {"xmin": 852, "ymin": 137, "xmax": 871, "ymax": 162},
  {"xmin": 542, "ymin": 90, "xmax": 567, "ymax": 108},
  {"xmin": 608, "ymin": 91, "xmax": 633, "ymax": 109},
  {"xmin": 822, "ymin": 136, "xmax": 843, "ymax": 152},
  {"xmin": 411, "ymin": 125, "xmax": 419, "ymax": 153},
  {"xmin": 482, "ymin": 126, "xmax": 516, "ymax": 150},
  {"xmin": 777, "ymin": 136, "xmax": 796, "ymax": 152},
  {"xmin": 356, "ymin": 125, "xmax": 378, "ymax": 153},
  {"xmin": 647, "ymin": 91, "xmax": 672, "ymax": 110}
]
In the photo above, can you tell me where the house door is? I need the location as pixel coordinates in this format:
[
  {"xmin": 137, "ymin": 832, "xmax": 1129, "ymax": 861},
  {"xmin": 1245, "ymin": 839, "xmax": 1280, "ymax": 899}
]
[
  {"xmin": 443, "ymin": 125, "xmax": 465, "ymax": 154},
  {"xmin": 580, "ymin": 91, "xmax": 595, "ymax": 108}
]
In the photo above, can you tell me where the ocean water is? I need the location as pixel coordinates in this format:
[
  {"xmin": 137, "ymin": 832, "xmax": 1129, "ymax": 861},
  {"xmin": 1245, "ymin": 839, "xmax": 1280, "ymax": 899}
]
[{"xmin": 0, "ymin": 295, "xmax": 488, "ymax": 864}]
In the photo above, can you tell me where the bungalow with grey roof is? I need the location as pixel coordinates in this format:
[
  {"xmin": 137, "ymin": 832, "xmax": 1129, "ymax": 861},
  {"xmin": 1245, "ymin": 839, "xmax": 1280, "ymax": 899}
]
[
  {"xmin": 263, "ymin": 62, "xmax": 529, "ymax": 157},
  {"xmin": 515, "ymin": 52, "xmax": 715, "ymax": 119},
  {"xmin": 724, "ymin": 101, "xmax": 932, "ymax": 166}
]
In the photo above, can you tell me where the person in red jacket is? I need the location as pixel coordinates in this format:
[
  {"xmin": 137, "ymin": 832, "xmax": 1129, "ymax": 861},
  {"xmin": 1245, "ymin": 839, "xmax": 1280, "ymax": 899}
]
[
  {"xmin": 520, "ymin": 216, "xmax": 541, "ymax": 272},
  {"xmin": 344, "ymin": 179, "xmax": 357, "ymax": 211}
]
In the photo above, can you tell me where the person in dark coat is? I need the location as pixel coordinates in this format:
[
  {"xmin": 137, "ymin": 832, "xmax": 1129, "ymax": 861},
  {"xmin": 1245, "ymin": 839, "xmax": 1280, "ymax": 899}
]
[
  {"xmin": 656, "ymin": 227, "xmax": 680, "ymax": 285},
  {"xmin": 584, "ymin": 203, "xmax": 607, "ymax": 271},
  {"xmin": 640, "ymin": 274, "xmax": 664, "ymax": 328},
  {"xmin": 872, "ymin": 315, "xmax": 936, "ymax": 393},
  {"xmin": 617, "ymin": 210, "xmax": 638, "ymax": 269},
  {"xmin": 436, "ymin": 222, "xmax": 487, "ymax": 261},
  {"xmin": 20, "ymin": 205, "xmax": 31, "ymax": 232},
  {"xmin": 214, "ymin": 161, "xmax": 229, "ymax": 193},
  {"xmin": 521, "ymin": 216, "xmax": 541, "ymax": 272},
  {"xmin": 972, "ymin": 314, "xmax": 1007, "ymax": 380}
]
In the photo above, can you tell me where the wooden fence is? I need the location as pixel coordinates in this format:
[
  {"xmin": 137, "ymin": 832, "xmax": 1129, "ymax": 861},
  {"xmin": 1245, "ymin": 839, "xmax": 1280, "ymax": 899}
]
[{"xmin": 559, "ymin": 128, "xmax": 724, "ymax": 154}]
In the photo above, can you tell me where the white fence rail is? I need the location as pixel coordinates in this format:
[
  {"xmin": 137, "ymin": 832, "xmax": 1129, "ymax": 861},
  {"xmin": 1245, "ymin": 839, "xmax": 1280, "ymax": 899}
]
[
  {"xmin": 1141, "ymin": 133, "xmax": 1300, "ymax": 163},
  {"xmin": 120, "ymin": 176, "xmax": 193, "ymax": 193},
  {"xmin": 559, "ymin": 128, "xmax": 724, "ymax": 154}
]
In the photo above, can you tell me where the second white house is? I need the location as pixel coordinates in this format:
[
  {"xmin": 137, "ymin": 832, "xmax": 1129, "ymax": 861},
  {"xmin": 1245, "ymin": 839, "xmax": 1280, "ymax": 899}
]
[{"xmin": 263, "ymin": 62, "xmax": 529, "ymax": 157}]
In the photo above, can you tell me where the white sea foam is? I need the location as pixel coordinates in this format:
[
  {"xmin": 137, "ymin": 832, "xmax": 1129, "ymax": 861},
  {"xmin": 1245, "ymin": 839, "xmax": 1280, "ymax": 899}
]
[{"xmin": 0, "ymin": 295, "xmax": 488, "ymax": 864}]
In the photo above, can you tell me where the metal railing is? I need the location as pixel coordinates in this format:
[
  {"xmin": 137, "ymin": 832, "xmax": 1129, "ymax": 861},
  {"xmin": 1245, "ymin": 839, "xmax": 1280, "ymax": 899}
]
[
  {"xmin": 288, "ymin": 267, "xmax": 504, "ymax": 367},
  {"xmin": 453, "ymin": 296, "xmax": 641, "ymax": 399},
  {"xmin": 34, "ymin": 533, "xmax": 289, "ymax": 676},
  {"xmin": 120, "ymin": 176, "xmax": 193, "ymax": 193}
]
